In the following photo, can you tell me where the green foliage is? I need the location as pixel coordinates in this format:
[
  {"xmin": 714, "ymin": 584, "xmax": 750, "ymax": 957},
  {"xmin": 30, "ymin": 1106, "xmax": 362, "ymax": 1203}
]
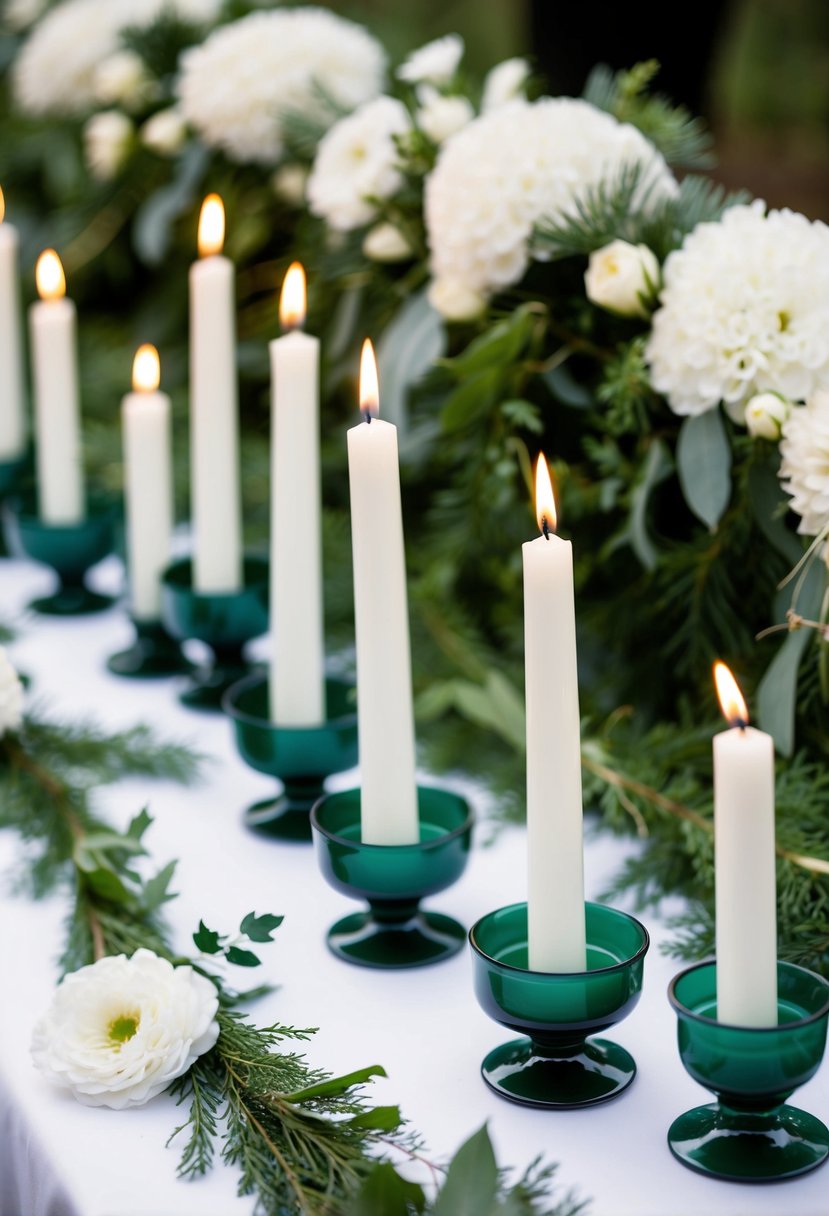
[
  {"xmin": 193, "ymin": 911, "xmax": 285, "ymax": 966},
  {"xmin": 675, "ymin": 410, "xmax": 733, "ymax": 531}
]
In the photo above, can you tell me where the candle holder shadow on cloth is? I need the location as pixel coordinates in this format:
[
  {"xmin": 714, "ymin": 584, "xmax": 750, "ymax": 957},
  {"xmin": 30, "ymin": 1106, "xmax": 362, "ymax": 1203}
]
[
  {"xmin": 107, "ymin": 616, "xmax": 192, "ymax": 680},
  {"xmin": 469, "ymin": 901, "xmax": 649, "ymax": 1109},
  {"xmin": 159, "ymin": 555, "xmax": 268, "ymax": 711},
  {"xmin": 4, "ymin": 495, "xmax": 117, "ymax": 615},
  {"xmin": 310, "ymin": 786, "xmax": 474, "ymax": 968},
  {"xmin": 223, "ymin": 672, "xmax": 358, "ymax": 843},
  {"xmin": 667, "ymin": 959, "xmax": 829, "ymax": 1182}
]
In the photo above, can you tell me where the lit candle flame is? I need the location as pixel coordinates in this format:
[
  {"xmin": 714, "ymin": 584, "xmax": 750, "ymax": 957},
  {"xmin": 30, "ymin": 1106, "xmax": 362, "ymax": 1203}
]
[
  {"xmin": 35, "ymin": 249, "xmax": 66, "ymax": 301},
  {"xmin": 359, "ymin": 338, "xmax": 379, "ymax": 421},
  {"xmin": 0, "ymin": 187, "xmax": 5, "ymax": 225},
  {"xmin": 132, "ymin": 344, "xmax": 160, "ymax": 393},
  {"xmin": 279, "ymin": 261, "xmax": 306, "ymax": 331},
  {"xmin": 714, "ymin": 660, "xmax": 749, "ymax": 729},
  {"xmin": 198, "ymin": 194, "xmax": 225, "ymax": 258},
  {"xmin": 535, "ymin": 452, "xmax": 557, "ymax": 537}
]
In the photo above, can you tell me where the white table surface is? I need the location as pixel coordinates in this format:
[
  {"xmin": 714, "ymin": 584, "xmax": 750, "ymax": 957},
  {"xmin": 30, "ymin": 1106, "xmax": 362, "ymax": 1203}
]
[{"xmin": 2, "ymin": 554, "xmax": 828, "ymax": 1216}]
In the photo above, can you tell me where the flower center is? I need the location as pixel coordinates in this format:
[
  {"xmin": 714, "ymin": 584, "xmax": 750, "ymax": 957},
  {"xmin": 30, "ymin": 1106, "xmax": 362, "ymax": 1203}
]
[
  {"xmin": 778, "ymin": 310, "xmax": 791, "ymax": 331},
  {"xmin": 108, "ymin": 1013, "xmax": 140, "ymax": 1044}
]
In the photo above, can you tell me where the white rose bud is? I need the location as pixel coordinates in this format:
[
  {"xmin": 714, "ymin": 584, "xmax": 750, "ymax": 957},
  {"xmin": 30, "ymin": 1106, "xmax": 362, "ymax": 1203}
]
[
  {"xmin": 94, "ymin": 50, "xmax": 155, "ymax": 111},
  {"xmin": 83, "ymin": 110, "xmax": 134, "ymax": 182},
  {"xmin": 416, "ymin": 89, "xmax": 474, "ymax": 145},
  {"xmin": 271, "ymin": 163, "xmax": 309, "ymax": 207},
  {"xmin": 362, "ymin": 222, "xmax": 413, "ymax": 263},
  {"xmin": 481, "ymin": 57, "xmax": 531, "ymax": 111},
  {"xmin": 140, "ymin": 107, "xmax": 188, "ymax": 156},
  {"xmin": 745, "ymin": 392, "xmax": 791, "ymax": 440},
  {"xmin": 397, "ymin": 34, "xmax": 463, "ymax": 86},
  {"xmin": 0, "ymin": 647, "xmax": 24, "ymax": 737},
  {"xmin": 428, "ymin": 277, "xmax": 486, "ymax": 322},
  {"xmin": 585, "ymin": 239, "xmax": 660, "ymax": 318}
]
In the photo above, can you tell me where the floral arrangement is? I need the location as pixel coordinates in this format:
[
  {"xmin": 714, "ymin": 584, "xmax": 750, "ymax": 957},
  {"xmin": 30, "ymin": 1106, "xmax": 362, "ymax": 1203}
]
[
  {"xmin": 0, "ymin": 648, "xmax": 580, "ymax": 1214},
  {"xmin": 4, "ymin": 5, "xmax": 829, "ymax": 977}
]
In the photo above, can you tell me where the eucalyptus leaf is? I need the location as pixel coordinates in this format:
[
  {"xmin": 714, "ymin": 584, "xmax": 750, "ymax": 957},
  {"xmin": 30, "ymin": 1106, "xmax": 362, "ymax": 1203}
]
[
  {"xmin": 676, "ymin": 409, "xmax": 732, "ymax": 530},
  {"xmin": 377, "ymin": 287, "xmax": 446, "ymax": 432},
  {"xmin": 747, "ymin": 459, "xmax": 801, "ymax": 566},
  {"xmin": 542, "ymin": 363, "xmax": 594, "ymax": 408},
  {"xmin": 628, "ymin": 438, "xmax": 672, "ymax": 570},
  {"xmin": 133, "ymin": 143, "xmax": 209, "ymax": 266},
  {"xmin": 757, "ymin": 629, "xmax": 812, "ymax": 757},
  {"xmin": 344, "ymin": 1162, "xmax": 426, "ymax": 1216},
  {"xmin": 441, "ymin": 305, "xmax": 536, "ymax": 378},
  {"xmin": 442, "ymin": 366, "xmax": 502, "ymax": 434},
  {"xmin": 432, "ymin": 1124, "xmax": 499, "ymax": 1216}
]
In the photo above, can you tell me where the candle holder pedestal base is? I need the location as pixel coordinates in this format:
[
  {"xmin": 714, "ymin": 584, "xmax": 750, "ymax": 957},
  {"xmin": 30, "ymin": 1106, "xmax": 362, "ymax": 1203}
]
[
  {"xmin": 5, "ymin": 498, "xmax": 117, "ymax": 615},
  {"xmin": 0, "ymin": 455, "xmax": 25, "ymax": 499},
  {"xmin": 160, "ymin": 556, "xmax": 268, "ymax": 711},
  {"xmin": 107, "ymin": 617, "xmax": 192, "ymax": 679},
  {"xmin": 223, "ymin": 673, "xmax": 358, "ymax": 843},
  {"xmin": 668, "ymin": 960, "xmax": 829, "ymax": 1182},
  {"xmin": 310, "ymin": 786, "xmax": 474, "ymax": 968},
  {"xmin": 470, "ymin": 902, "xmax": 649, "ymax": 1109}
]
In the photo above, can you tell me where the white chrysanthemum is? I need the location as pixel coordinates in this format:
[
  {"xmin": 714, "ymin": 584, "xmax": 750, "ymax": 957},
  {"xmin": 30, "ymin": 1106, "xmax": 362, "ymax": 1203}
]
[
  {"xmin": 779, "ymin": 391, "xmax": 829, "ymax": 537},
  {"xmin": 416, "ymin": 87, "xmax": 474, "ymax": 144},
  {"xmin": 646, "ymin": 203, "xmax": 829, "ymax": 418},
  {"xmin": 397, "ymin": 34, "xmax": 463, "ymax": 85},
  {"xmin": 307, "ymin": 96, "xmax": 410, "ymax": 232},
  {"xmin": 32, "ymin": 950, "xmax": 219, "ymax": 1110},
  {"xmin": 176, "ymin": 8, "xmax": 386, "ymax": 165},
  {"xmin": 424, "ymin": 97, "xmax": 676, "ymax": 313},
  {"xmin": 93, "ymin": 50, "xmax": 156, "ymax": 111},
  {"xmin": 12, "ymin": 0, "xmax": 221, "ymax": 116},
  {"xmin": 0, "ymin": 648, "xmax": 23, "ymax": 737}
]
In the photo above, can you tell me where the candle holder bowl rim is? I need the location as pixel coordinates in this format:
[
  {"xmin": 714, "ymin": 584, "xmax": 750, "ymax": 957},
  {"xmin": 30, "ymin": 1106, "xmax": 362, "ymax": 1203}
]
[
  {"xmin": 161, "ymin": 552, "xmax": 269, "ymax": 590},
  {"xmin": 668, "ymin": 957, "xmax": 829, "ymax": 1031},
  {"xmin": 469, "ymin": 900, "xmax": 650, "ymax": 979},
  {"xmin": 222, "ymin": 670, "xmax": 358, "ymax": 731},
  {"xmin": 310, "ymin": 785, "xmax": 474, "ymax": 851}
]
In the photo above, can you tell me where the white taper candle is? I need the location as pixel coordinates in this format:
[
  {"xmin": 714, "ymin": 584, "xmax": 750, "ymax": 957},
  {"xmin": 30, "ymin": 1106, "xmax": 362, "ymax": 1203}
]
[{"xmin": 0, "ymin": 189, "xmax": 25, "ymax": 461}]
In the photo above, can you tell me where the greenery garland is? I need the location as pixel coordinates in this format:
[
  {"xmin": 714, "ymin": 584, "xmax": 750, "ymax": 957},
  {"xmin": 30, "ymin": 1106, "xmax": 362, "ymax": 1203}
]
[{"xmin": 0, "ymin": 702, "xmax": 585, "ymax": 1216}]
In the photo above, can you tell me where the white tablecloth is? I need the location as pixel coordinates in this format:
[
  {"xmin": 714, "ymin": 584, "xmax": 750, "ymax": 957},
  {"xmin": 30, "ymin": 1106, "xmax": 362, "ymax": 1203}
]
[{"xmin": 2, "ymin": 554, "xmax": 828, "ymax": 1216}]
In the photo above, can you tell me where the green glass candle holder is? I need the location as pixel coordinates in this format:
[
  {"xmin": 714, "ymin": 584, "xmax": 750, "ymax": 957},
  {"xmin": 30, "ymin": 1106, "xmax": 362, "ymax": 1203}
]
[
  {"xmin": 107, "ymin": 616, "xmax": 192, "ymax": 679},
  {"xmin": 667, "ymin": 959, "xmax": 829, "ymax": 1182},
  {"xmin": 310, "ymin": 786, "xmax": 474, "ymax": 969},
  {"xmin": 5, "ymin": 496, "xmax": 117, "ymax": 615},
  {"xmin": 223, "ymin": 672, "xmax": 358, "ymax": 843},
  {"xmin": 0, "ymin": 455, "xmax": 25, "ymax": 499},
  {"xmin": 469, "ymin": 901, "xmax": 649, "ymax": 1109},
  {"xmin": 159, "ymin": 555, "xmax": 269, "ymax": 711}
]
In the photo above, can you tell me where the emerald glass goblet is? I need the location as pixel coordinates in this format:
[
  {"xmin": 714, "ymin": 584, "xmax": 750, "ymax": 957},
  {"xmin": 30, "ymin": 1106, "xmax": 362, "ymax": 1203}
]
[
  {"xmin": 469, "ymin": 901, "xmax": 649, "ymax": 1109},
  {"xmin": 223, "ymin": 672, "xmax": 358, "ymax": 843},
  {"xmin": 159, "ymin": 555, "xmax": 268, "ymax": 711},
  {"xmin": 310, "ymin": 786, "xmax": 474, "ymax": 968},
  {"xmin": 668, "ymin": 959, "xmax": 829, "ymax": 1181},
  {"xmin": 0, "ymin": 456, "xmax": 26, "ymax": 558},
  {"xmin": 5, "ymin": 496, "xmax": 117, "ymax": 615},
  {"xmin": 106, "ymin": 616, "xmax": 192, "ymax": 679}
]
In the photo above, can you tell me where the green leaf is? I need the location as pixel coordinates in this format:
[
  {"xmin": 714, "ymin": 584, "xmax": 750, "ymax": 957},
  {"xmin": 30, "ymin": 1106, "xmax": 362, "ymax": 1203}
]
[
  {"xmin": 441, "ymin": 305, "xmax": 536, "ymax": 378},
  {"xmin": 442, "ymin": 366, "xmax": 502, "ymax": 433},
  {"xmin": 126, "ymin": 808, "xmax": 153, "ymax": 842},
  {"xmin": 433, "ymin": 1124, "xmax": 499, "ymax": 1216},
  {"xmin": 377, "ymin": 287, "xmax": 446, "ymax": 432},
  {"xmin": 133, "ymin": 143, "xmax": 208, "ymax": 266},
  {"xmin": 142, "ymin": 860, "xmax": 177, "ymax": 913},
  {"xmin": 78, "ymin": 831, "xmax": 146, "ymax": 857},
  {"xmin": 676, "ymin": 410, "xmax": 732, "ymax": 531},
  {"xmin": 284, "ymin": 1064, "xmax": 388, "ymax": 1103},
  {"xmin": 83, "ymin": 867, "xmax": 130, "ymax": 903},
  {"xmin": 757, "ymin": 629, "xmax": 812, "ymax": 757},
  {"xmin": 344, "ymin": 1162, "xmax": 426, "ymax": 1216},
  {"xmin": 193, "ymin": 920, "xmax": 223, "ymax": 955},
  {"xmin": 239, "ymin": 912, "xmax": 284, "ymax": 943},
  {"xmin": 225, "ymin": 946, "xmax": 261, "ymax": 968},
  {"xmin": 542, "ymin": 363, "xmax": 594, "ymax": 408},
  {"xmin": 747, "ymin": 460, "xmax": 802, "ymax": 566},
  {"xmin": 500, "ymin": 398, "xmax": 543, "ymax": 434},
  {"xmin": 344, "ymin": 1105, "xmax": 402, "ymax": 1132},
  {"xmin": 628, "ymin": 438, "xmax": 672, "ymax": 570}
]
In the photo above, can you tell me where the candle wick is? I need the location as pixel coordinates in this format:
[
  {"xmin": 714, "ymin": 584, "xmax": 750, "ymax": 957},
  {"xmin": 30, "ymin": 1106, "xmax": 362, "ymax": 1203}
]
[
  {"xmin": 734, "ymin": 717, "xmax": 748, "ymax": 732},
  {"xmin": 362, "ymin": 408, "xmax": 373, "ymax": 425},
  {"xmin": 541, "ymin": 517, "xmax": 550, "ymax": 540}
]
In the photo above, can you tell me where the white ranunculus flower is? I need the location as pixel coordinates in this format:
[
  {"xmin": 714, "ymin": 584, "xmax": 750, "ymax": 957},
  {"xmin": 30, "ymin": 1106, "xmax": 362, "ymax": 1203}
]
[
  {"xmin": 585, "ymin": 239, "xmax": 659, "ymax": 318},
  {"xmin": 271, "ymin": 163, "xmax": 309, "ymax": 207},
  {"xmin": 397, "ymin": 34, "xmax": 463, "ymax": 86},
  {"xmin": 307, "ymin": 96, "xmax": 411, "ymax": 232},
  {"xmin": 177, "ymin": 8, "xmax": 386, "ymax": 165},
  {"xmin": 93, "ymin": 50, "xmax": 155, "ymax": 111},
  {"xmin": 32, "ymin": 949, "xmax": 219, "ymax": 1109},
  {"xmin": 83, "ymin": 110, "xmax": 133, "ymax": 181},
  {"xmin": 362, "ymin": 222, "xmax": 413, "ymax": 262},
  {"xmin": 425, "ymin": 97, "xmax": 676, "ymax": 316},
  {"xmin": 140, "ymin": 107, "xmax": 187, "ymax": 156},
  {"xmin": 779, "ymin": 391, "xmax": 829, "ymax": 537},
  {"xmin": 481, "ymin": 57, "xmax": 531, "ymax": 111},
  {"xmin": 0, "ymin": 648, "xmax": 23, "ymax": 737},
  {"xmin": 427, "ymin": 277, "xmax": 486, "ymax": 321},
  {"xmin": 646, "ymin": 202, "xmax": 829, "ymax": 418},
  {"xmin": 745, "ymin": 392, "xmax": 791, "ymax": 441},
  {"xmin": 416, "ymin": 88, "xmax": 474, "ymax": 144}
]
